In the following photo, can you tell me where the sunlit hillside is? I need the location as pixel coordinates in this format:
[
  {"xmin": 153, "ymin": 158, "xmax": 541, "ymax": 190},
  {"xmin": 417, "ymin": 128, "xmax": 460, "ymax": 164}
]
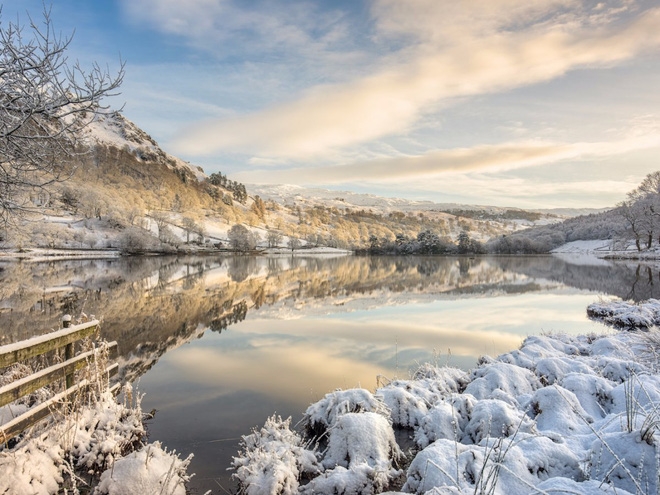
[{"xmin": 1, "ymin": 113, "xmax": 575, "ymax": 254}]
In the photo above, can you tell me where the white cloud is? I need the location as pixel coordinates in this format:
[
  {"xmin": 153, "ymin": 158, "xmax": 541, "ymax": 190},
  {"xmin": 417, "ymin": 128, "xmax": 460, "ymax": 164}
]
[
  {"xmin": 170, "ymin": 2, "xmax": 660, "ymax": 160},
  {"xmin": 232, "ymin": 130, "xmax": 660, "ymax": 184}
]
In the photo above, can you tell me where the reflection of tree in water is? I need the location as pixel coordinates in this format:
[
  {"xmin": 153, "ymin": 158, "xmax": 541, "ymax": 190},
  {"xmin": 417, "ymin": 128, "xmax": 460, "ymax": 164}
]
[
  {"xmin": 267, "ymin": 257, "xmax": 283, "ymax": 276},
  {"xmin": 181, "ymin": 261, "xmax": 206, "ymax": 290},
  {"xmin": 500, "ymin": 256, "xmax": 660, "ymax": 302},
  {"xmin": 626, "ymin": 264, "xmax": 659, "ymax": 301},
  {"xmin": 416, "ymin": 258, "xmax": 442, "ymax": 277},
  {"xmin": 458, "ymin": 257, "xmax": 471, "ymax": 276},
  {"xmin": 6, "ymin": 253, "xmax": 660, "ymax": 382},
  {"xmin": 251, "ymin": 284, "xmax": 267, "ymax": 309},
  {"xmin": 209, "ymin": 300, "xmax": 248, "ymax": 333},
  {"xmin": 228, "ymin": 256, "xmax": 258, "ymax": 282}
]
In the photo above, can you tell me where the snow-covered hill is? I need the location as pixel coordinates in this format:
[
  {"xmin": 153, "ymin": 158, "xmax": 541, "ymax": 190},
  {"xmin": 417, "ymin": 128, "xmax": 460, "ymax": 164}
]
[
  {"xmin": 249, "ymin": 184, "xmax": 569, "ymax": 226},
  {"xmin": 83, "ymin": 112, "xmax": 207, "ymax": 182}
]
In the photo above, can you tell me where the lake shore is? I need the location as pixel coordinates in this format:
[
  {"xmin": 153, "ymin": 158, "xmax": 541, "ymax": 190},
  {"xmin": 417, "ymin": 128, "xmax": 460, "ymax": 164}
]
[
  {"xmin": 1, "ymin": 253, "xmax": 656, "ymax": 494},
  {"xmin": 233, "ymin": 328, "xmax": 660, "ymax": 495}
]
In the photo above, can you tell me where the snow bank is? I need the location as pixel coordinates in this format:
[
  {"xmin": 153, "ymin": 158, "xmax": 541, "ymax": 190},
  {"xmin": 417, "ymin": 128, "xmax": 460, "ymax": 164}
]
[
  {"xmin": 233, "ymin": 330, "xmax": 660, "ymax": 495},
  {"xmin": 587, "ymin": 298, "xmax": 660, "ymax": 328}
]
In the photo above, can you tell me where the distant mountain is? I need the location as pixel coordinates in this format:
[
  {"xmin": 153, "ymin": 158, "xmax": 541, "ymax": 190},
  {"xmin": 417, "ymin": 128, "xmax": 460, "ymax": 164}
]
[{"xmin": 249, "ymin": 184, "xmax": 570, "ymax": 226}]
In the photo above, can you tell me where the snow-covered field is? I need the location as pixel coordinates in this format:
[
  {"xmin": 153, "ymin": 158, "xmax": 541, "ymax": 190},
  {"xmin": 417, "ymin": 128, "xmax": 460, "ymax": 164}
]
[
  {"xmin": 233, "ymin": 330, "xmax": 660, "ymax": 495},
  {"xmin": 552, "ymin": 239, "xmax": 660, "ymax": 261}
]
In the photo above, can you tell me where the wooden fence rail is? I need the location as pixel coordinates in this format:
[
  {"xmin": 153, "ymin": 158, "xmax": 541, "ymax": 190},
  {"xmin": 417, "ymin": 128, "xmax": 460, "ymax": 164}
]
[{"xmin": 0, "ymin": 320, "xmax": 118, "ymax": 445}]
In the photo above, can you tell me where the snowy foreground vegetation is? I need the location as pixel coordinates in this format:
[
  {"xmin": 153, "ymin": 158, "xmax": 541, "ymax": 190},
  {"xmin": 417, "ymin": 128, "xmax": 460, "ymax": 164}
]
[
  {"xmin": 588, "ymin": 299, "xmax": 660, "ymax": 329},
  {"xmin": 0, "ymin": 380, "xmax": 192, "ymax": 495},
  {"xmin": 233, "ymin": 331, "xmax": 660, "ymax": 495}
]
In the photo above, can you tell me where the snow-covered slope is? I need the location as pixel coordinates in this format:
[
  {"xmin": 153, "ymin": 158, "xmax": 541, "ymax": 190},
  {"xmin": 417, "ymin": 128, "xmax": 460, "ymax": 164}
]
[
  {"xmin": 83, "ymin": 112, "xmax": 207, "ymax": 181},
  {"xmin": 249, "ymin": 184, "xmax": 571, "ymax": 225}
]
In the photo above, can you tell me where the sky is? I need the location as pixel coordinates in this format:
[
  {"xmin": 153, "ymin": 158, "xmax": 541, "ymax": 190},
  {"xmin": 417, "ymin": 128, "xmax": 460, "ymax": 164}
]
[{"xmin": 3, "ymin": 0, "xmax": 660, "ymax": 209}]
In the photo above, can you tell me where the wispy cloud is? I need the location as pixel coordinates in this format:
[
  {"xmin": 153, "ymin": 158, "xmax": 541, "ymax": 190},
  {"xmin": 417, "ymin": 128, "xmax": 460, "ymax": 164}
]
[
  {"xmin": 167, "ymin": 1, "xmax": 660, "ymax": 159},
  {"xmin": 119, "ymin": 0, "xmax": 366, "ymax": 67},
  {"xmin": 232, "ymin": 131, "xmax": 660, "ymax": 184}
]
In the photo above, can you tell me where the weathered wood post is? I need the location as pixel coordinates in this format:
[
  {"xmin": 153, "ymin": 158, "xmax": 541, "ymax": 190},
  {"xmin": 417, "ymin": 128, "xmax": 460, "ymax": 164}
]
[{"xmin": 62, "ymin": 315, "xmax": 74, "ymax": 388}]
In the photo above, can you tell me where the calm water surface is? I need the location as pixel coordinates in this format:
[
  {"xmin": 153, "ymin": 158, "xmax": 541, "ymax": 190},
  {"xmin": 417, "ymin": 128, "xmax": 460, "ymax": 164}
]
[{"xmin": 1, "ymin": 254, "xmax": 657, "ymax": 493}]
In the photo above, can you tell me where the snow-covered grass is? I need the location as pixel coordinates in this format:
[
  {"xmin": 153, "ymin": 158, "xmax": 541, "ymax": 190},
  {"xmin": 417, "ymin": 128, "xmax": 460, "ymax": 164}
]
[
  {"xmin": 587, "ymin": 298, "xmax": 660, "ymax": 328},
  {"xmin": 232, "ymin": 330, "xmax": 660, "ymax": 495},
  {"xmin": 0, "ymin": 347, "xmax": 193, "ymax": 494}
]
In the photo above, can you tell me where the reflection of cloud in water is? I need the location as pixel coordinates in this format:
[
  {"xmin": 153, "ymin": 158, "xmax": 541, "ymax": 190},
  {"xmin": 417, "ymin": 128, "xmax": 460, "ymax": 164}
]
[
  {"xmin": 163, "ymin": 341, "xmax": 384, "ymax": 406},
  {"xmin": 156, "ymin": 314, "xmax": 530, "ymax": 409}
]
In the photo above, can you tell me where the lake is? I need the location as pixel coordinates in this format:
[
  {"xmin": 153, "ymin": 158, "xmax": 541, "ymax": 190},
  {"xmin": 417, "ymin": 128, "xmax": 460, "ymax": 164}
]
[{"xmin": 0, "ymin": 253, "xmax": 657, "ymax": 493}]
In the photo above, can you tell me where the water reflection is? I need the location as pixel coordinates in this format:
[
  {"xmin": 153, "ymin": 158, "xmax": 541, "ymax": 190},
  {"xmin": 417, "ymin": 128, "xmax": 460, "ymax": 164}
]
[
  {"xmin": 1, "ymin": 253, "xmax": 656, "ymax": 384},
  {"xmin": 1, "ymin": 253, "xmax": 654, "ymax": 493}
]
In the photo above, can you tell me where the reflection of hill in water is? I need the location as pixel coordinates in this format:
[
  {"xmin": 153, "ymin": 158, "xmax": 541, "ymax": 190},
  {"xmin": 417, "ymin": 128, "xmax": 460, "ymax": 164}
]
[
  {"xmin": 0, "ymin": 254, "xmax": 652, "ymax": 381},
  {"xmin": 496, "ymin": 256, "xmax": 660, "ymax": 302}
]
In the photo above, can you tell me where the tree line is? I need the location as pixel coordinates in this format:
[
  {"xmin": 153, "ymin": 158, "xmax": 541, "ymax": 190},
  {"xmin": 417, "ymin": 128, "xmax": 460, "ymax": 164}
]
[{"xmin": 364, "ymin": 230, "xmax": 485, "ymax": 255}]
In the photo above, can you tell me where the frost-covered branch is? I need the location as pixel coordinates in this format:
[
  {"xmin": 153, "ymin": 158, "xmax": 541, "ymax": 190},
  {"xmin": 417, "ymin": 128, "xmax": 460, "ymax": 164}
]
[{"xmin": 0, "ymin": 6, "xmax": 124, "ymax": 225}]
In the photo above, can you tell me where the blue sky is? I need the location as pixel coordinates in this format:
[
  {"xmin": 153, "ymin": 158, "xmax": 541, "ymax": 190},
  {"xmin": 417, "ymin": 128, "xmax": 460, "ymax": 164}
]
[{"xmin": 3, "ymin": 0, "xmax": 660, "ymax": 209}]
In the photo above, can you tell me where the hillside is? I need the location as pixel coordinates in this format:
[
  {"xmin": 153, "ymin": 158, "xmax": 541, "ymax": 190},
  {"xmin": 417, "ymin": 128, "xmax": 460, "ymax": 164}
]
[{"xmin": 0, "ymin": 112, "xmax": 599, "ymax": 255}]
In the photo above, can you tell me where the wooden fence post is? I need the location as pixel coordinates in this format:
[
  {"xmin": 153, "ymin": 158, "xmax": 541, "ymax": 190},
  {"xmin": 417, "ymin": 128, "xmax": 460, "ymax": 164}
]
[{"xmin": 62, "ymin": 315, "xmax": 73, "ymax": 388}]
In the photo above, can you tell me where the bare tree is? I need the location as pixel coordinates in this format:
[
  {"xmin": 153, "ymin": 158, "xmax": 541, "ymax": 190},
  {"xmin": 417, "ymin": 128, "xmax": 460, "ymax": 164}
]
[
  {"xmin": 182, "ymin": 217, "xmax": 198, "ymax": 244},
  {"xmin": 150, "ymin": 211, "xmax": 169, "ymax": 239},
  {"xmin": 0, "ymin": 7, "xmax": 124, "ymax": 224},
  {"xmin": 619, "ymin": 200, "xmax": 644, "ymax": 251},
  {"xmin": 287, "ymin": 237, "xmax": 301, "ymax": 252},
  {"xmin": 266, "ymin": 230, "xmax": 282, "ymax": 248},
  {"xmin": 228, "ymin": 224, "xmax": 258, "ymax": 252}
]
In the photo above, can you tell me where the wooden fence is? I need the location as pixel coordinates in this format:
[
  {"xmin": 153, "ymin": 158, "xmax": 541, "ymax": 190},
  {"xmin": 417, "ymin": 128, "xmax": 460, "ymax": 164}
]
[{"xmin": 0, "ymin": 320, "xmax": 118, "ymax": 445}]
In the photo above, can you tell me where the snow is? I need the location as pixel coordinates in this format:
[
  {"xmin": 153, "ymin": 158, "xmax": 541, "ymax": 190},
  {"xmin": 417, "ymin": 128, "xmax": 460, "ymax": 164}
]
[
  {"xmin": 95, "ymin": 442, "xmax": 193, "ymax": 495},
  {"xmin": 85, "ymin": 112, "xmax": 207, "ymax": 182},
  {"xmin": 587, "ymin": 298, "xmax": 660, "ymax": 328},
  {"xmin": 551, "ymin": 239, "xmax": 613, "ymax": 254},
  {"xmin": 232, "ymin": 330, "xmax": 660, "ymax": 495},
  {"xmin": 0, "ymin": 380, "xmax": 193, "ymax": 495}
]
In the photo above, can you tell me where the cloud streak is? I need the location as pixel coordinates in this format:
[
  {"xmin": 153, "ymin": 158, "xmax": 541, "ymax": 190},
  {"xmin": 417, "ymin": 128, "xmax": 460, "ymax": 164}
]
[
  {"xmin": 232, "ymin": 131, "xmax": 660, "ymax": 185},
  {"xmin": 169, "ymin": 1, "xmax": 660, "ymax": 159}
]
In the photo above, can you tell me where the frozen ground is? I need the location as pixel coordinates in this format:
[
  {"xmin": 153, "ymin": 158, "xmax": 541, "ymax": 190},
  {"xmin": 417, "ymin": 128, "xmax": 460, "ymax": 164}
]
[{"xmin": 233, "ymin": 330, "xmax": 660, "ymax": 495}]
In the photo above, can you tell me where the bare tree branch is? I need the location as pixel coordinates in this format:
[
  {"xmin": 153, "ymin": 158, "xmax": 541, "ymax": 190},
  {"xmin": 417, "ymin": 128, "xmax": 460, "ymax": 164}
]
[{"xmin": 0, "ymin": 6, "xmax": 125, "ymax": 225}]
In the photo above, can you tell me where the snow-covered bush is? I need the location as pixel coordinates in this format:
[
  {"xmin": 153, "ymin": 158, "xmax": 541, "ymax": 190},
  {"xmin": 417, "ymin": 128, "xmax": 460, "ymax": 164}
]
[
  {"xmin": 463, "ymin": 398, "xmax": 535, "ymax": 443},
  {"xmin": 299, "ymin": 464, "xmax": 397, "ymax": 495},
  {"xmin": 587, "ymin": 298, "xmax": 660, "ymax": 328},
  {"xmin": 377, "ymin": 386, "xmax": 429, "ymax": 428},
  {"xmin": 300, "ymin": 413, "xmax": 403, "ymax": 494},
  {"xmin": 464, "ymin": 362, "xmax": 540, "ymax": 401},
  {"xmin": 322, "ymin": 412, "xmax": 402, "ymax": 470},
  {"xmin": 414, "ymin": 395, "xmax": 476, "ymax": 448},
  {"xmin": 527, "ymin": 385, "xmax": 593, "ymax": 436},
  {"xmin": 95, "ymin": 441, "xmax": 192, "ymax": 495},
  {"xmin": 70, "ymin": 388, "xmax": 146, "ymax": 475},
  {"xmin": 588, "ymin": 432, "xmax": 658, "ymax": 494},
  {"xmin": 232, "ymin": 415, "xmax": 321, "ymax": 495},
  {"xmin": 302, "ymin": 388, "xmax": 389, "ymax": 435}
]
